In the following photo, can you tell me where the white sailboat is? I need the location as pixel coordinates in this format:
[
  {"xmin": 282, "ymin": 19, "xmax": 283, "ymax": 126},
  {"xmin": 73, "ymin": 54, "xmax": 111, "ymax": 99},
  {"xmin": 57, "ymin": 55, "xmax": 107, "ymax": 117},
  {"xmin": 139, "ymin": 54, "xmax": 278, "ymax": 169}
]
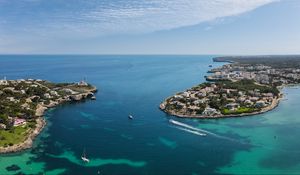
[{"xmin": 81, "ymin": 149, "xmax": 90, "ymax": 163}]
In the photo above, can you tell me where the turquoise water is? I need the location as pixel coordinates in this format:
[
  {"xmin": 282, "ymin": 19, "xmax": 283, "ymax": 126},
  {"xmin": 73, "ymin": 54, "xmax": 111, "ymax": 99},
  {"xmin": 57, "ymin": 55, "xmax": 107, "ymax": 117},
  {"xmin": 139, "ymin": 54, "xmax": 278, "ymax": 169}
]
[{"xmin": 0, "ymin": 55, "xmax": 300, "ymax": 174}]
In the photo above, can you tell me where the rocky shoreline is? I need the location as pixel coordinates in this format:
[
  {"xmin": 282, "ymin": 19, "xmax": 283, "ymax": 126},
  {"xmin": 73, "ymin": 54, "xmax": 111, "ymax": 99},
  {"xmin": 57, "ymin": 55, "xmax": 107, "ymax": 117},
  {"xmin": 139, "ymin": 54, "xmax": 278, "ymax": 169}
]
[
  {"xmin": 0, "ymin": 85, "xmax": 97, "ymax": 154},
  {"xmin": 0, "ymin": 118, "xmax": 46, "ymax": 154},
  {"xmin": 159, "ymin": 57, "xmax": 287, "ymax": 119},
  {"xmin": 160, "ymin": 96, "xmax": 282, "ymax": 119}
]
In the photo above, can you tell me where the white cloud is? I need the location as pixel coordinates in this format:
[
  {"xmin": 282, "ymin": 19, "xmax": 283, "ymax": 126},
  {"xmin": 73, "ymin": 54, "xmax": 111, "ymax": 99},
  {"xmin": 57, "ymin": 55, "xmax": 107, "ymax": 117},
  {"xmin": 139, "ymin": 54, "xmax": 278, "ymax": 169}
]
[
  {"xmin": 73, "ymin": 0, "xmax": 277, "ymax": 35},
  {"xmin": 0, "ymin": 0, "xmax": 276, "ymax": 38}
]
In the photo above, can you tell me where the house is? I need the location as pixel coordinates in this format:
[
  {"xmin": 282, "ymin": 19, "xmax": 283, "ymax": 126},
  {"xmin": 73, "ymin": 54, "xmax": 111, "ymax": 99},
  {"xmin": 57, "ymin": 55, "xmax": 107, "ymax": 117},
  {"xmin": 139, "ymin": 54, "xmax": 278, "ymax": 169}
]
[
  {"xmin": 44, "ymin": 93, "xmax": 52, "ymax": 99},
  {"xmin": 0, "ymin": 123, "xmax": 6, "ymax": 129},
  {"xmin": 225, "ymin": 103, "xmax": 240, "ymax": 111},
  {"xmin": 0, "ymin": 77, "xmax": 8, "ymax": 85},
  {"xmin": 193, "ymin": 99, "xmax": 206, "ymax": 105},
  {"xmin": 13, "ymin": 118, "xmax": 26, "ymax": 126},
  {"xmin": 197, "ymin": 92, "xmax": 206, "ymax": 98},
  {"xmin": 249, "ymin": 97, "xmax": 259, "ymax": 102},
  {"xmin": 63, "ymin": 88, "xmax": 76, "ymax": 94},
  {"xmin": 174, "ymin": 95, "xmax": 183, "ymax": 100},
  {"xmin": 6, "ymin": 97, "xmax": 16, "ymax": 102},
  {"xmin": 202, "ymin": 107, "xmax": 221, "ymax": 116},
  {"xmin": 244, "ymin": 99, "xmax": 254, "ymax": 106},
  {"xmin": 187, "ymin": 106, "xmax": 200, "ymax": 111},
  {"xmin": 238, "ymin": 97, "xmax": 246, "ymax": 103},
  {"xmin": 255, "ymin": 101, "xmax": 266, "ymax": 108},
  {"xmin": 262, "ymin": 93, "xmax": 274, "ymax": 97},
  {"xmin": 50, "ymin": 90, "xmax": 59, "ymax": 96},
  {"xmin": 227, "ymin": 98, "xmax": 236, "ymax": 103},
  {"xmin": 182, "ymin": 91, "xmax": 190, "ymax": 98}
]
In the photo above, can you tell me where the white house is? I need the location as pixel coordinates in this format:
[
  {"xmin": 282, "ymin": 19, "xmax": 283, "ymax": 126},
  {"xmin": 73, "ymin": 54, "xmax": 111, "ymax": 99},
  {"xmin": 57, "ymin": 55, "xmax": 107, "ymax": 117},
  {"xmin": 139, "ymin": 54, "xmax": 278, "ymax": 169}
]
[
  {"xmin": 0, "ymin": 77, "xmax": 8, "ymax": 85},
  {"xmin": 202, "ymin": 107, "xmax": 221, "ymax": 116}
]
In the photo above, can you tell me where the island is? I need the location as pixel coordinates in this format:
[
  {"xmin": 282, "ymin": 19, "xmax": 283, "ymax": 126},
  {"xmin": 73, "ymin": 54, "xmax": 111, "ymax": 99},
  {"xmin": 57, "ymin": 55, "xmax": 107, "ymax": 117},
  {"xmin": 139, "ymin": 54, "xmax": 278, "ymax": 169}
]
[
  {"xmin": 0, "ymin": 78, "xmax": 97, "ymax": 153},
  {"xmin": 160, "ymin": 55, "xmax": 300, "ymax": 118}
]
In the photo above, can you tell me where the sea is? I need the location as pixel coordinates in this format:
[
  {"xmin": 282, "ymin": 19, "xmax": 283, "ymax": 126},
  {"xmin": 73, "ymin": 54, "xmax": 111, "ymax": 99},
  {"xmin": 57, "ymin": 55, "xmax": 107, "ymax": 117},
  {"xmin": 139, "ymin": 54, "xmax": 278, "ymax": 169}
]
[{"xmin": 0, "ymin": 55, "xmax": 300, "ymax": 175}]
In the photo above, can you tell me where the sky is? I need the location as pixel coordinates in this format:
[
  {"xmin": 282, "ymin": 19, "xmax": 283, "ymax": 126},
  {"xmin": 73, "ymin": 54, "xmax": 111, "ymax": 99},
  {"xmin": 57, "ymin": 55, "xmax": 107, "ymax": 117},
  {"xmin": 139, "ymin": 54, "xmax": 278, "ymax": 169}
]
[{"xmin": 0, "ymin": 0, "xmax": 299, "ymax": 55}]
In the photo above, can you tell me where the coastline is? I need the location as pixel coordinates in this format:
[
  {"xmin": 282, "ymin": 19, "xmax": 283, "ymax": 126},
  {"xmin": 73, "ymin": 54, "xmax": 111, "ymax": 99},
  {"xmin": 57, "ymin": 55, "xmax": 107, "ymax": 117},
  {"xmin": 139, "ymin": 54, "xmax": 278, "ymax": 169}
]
[
  {"xmin": 0, "ymin": 118, "xmax": 46, "ymax": 154},
  {"xmin": 158, "ymin": 55, "xmax": 300, "ymax": 119},
  {"xmin": 0, "ymin": 86, "xmax": 97, "ymax": 154},
  {"xmin": 160, "ymin": 95, "xmax": 282, "ymax": 119}
]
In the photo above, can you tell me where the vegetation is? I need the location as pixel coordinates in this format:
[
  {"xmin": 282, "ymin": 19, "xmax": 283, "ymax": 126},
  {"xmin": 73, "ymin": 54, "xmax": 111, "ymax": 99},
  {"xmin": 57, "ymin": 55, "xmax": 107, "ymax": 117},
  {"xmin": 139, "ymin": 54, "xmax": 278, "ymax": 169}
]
[
  {"xmin": 216, "ymin": 79, "xmax": 280, "ymax": 96},
  {"xmin": 221, "ymin": 107, "xmax": 258, "ymax": 115},
  {"xmin": 213, "ymin": 55, "xmax": 300, "ymax": 68},
  {"xmin": 0, "ymin": 125, "xmax": 29, "ymax": 147}
]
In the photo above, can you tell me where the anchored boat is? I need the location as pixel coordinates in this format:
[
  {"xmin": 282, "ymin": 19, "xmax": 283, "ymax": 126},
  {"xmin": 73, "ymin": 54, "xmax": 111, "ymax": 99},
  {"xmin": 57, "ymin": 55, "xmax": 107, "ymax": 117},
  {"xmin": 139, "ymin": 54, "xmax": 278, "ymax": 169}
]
[
  {"xmin": 128, "ymin": 115, "xmax": 134, "ymax": 119},
  {"xmin": 81, "ymin": 149, "xmax": 90, "ymax": 163}
]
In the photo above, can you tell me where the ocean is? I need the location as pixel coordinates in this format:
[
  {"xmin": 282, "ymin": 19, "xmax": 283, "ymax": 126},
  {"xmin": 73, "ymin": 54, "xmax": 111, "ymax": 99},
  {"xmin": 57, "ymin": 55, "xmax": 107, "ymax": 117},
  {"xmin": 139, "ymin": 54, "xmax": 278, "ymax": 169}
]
[{"xmin": 0, "ymin": 55, "xmax": 300, "ymax": 174}]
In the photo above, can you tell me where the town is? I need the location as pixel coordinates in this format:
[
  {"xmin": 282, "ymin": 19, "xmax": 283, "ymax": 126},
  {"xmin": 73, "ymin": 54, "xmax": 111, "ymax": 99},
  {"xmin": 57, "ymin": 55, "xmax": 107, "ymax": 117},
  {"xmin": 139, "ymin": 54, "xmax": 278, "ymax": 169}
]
[
  {"xmin": 159, "ymin": 57, "xmax": 291, "ymax": 118},
  {"xmin": 0, "ymin": 78, "xmax": 97, "ymax": 152},
  {"xmin": 160, "ymin": 79, "xmax": 280, "ymax": 118},
  {"xmin": 206, "ymin": 63, "xmax": 300, "ymax": 86}
]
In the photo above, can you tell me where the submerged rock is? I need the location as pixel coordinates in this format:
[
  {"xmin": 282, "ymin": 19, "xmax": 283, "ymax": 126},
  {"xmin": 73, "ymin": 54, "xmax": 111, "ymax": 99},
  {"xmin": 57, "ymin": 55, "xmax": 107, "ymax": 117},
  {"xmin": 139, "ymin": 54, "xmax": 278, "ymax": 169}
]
[{"xmin": 6, "ymin": 164, "xmax": 21, "ymax": 171}]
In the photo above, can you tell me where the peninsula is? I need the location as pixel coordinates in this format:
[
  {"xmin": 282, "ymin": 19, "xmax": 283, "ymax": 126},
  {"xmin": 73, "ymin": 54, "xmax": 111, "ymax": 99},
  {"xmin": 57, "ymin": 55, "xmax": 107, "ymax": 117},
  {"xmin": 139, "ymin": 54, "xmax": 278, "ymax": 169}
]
[
  {"xmin": 0, "ymin": 78, "xmax": 97, "ymax": 153},
  {"xmin": 160, "ymin": 55, "xmax": 300, "ymax": 118}
]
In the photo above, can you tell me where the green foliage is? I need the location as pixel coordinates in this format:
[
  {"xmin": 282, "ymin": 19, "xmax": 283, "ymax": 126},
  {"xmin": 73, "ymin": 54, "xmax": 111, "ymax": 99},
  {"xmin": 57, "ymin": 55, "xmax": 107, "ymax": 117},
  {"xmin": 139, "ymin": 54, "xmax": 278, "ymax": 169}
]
[
  {"xmin": 191, "ymin": 82, "xmax": 211, "ymax": 90},
  {"xmin": 0, "ymin": 125, "xmax": 29, "ymax": 147},
  {"xmin": 26, "ymin": 86, "xmax": 48, "ymax": 96},
  {"xmin": 216, "ymin": 79, "xmax": 279, "ymax": 96},
  {"xmin": 221, "ymin": 107, "xmax": 258, "ymax": 115},
  {"xmin": 0, "ymin": 114, "xmax": 8, "ymax": 125},
  {"xmin": 208, "ymin": 98, "xmax": 221, "ymax": 110}
]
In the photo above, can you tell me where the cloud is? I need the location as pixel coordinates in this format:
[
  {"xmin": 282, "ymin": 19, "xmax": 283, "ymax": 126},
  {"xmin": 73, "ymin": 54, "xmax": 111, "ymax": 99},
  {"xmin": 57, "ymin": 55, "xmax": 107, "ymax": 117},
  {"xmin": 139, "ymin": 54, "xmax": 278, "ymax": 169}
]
[{"xmin": 0, "ymin": 0, "xmax": 276, "ymax": 38}]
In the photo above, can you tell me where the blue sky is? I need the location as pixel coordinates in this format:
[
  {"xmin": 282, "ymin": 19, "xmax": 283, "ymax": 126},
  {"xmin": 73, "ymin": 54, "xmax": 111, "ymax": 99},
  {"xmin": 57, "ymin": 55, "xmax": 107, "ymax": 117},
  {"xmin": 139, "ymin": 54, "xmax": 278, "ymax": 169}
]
[{"xmin": 0, "ymin": 0, "xmax": 299, "ymax": 54}]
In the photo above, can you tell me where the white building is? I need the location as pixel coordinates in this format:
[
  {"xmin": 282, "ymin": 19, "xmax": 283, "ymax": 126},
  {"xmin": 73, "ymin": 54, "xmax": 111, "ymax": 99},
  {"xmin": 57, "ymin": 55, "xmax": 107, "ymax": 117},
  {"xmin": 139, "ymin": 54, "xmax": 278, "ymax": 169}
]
[
  {"xmin": 202, "ymin": 107, "xmax": 221, "ymax": 116},
  {"xmin": 0, "ymin": 77, "xmax": 8, "ymax": 85}
]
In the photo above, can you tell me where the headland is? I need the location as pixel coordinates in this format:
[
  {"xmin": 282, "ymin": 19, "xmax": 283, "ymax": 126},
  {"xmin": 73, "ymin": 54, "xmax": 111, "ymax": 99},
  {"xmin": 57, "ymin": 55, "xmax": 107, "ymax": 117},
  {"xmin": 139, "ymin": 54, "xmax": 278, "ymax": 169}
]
[{"xmin": 0, "ymin": 78, "xmax": 97, "ymax": 153}]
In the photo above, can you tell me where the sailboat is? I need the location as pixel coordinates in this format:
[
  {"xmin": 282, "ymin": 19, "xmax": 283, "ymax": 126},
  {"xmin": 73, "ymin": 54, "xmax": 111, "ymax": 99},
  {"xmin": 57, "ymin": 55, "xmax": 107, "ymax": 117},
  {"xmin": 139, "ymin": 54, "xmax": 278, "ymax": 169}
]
[{"xmin": 81, "ymin": 149, "xmax": 90, "ymax": 163}]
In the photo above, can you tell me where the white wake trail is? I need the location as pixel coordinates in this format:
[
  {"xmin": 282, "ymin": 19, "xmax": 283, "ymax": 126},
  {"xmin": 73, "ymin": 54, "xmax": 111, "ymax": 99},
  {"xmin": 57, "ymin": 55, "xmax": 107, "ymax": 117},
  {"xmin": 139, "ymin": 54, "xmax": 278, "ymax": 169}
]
[
  {"xmin": 175, "ymin": 127, "xmax": 206, "ymax": 136},
  {"xmin": 169, "ymin": 119, "xmax": 238, "ymax": 142}
]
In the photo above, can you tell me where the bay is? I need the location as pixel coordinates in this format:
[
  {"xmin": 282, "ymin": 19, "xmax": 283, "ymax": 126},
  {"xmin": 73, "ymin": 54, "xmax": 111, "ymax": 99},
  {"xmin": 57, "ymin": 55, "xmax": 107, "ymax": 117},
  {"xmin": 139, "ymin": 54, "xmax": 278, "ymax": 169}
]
[{"xmin": 0, "ymin": 55, "xmax": 299, "ymax": 174}]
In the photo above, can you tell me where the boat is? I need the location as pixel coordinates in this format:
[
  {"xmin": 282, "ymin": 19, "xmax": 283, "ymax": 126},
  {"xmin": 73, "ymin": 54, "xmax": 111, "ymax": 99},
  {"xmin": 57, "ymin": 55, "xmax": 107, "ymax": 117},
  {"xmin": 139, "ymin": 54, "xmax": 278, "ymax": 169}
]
[
  {"xmin": 169, "ymin": 119, "xmax": 206, "ymax": 136},
  {"xmin": 81, "ymin": 149, "xmax": 90, "ymax": 163},
  {"xmin": 91, "ymin": 95, "xmax": 96, "ymax": 100},
  {"xmin": 128, "ymin": 115, "xmax": 133, "ymax": 119},
  {"xmin": 209, "ymin": 64, "xmax": 213, "ymax": 67}
]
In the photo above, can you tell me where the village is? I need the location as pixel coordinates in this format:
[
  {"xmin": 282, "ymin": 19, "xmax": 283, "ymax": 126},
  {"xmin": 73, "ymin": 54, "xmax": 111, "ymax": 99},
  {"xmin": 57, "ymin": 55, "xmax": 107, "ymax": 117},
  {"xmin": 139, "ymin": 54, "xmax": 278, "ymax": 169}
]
[
  {"xmin": 0, "ymin": 77, "xmax": 97, "ymax": 151},
  {"xmin": 160, "ymin": 63, "xmax": 282, "ymax": 118},
  {"xmin": 206, "ymin": 63, "xmax": 300, "ymax": 86}
]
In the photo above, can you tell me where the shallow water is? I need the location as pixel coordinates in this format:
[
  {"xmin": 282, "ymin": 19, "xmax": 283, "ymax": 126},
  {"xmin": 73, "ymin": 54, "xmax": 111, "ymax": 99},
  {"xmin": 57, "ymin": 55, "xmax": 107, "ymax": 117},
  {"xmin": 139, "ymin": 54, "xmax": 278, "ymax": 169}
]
[{"xmin": 0, "ymin": 55, "xmax": 299, "ymax": 174}]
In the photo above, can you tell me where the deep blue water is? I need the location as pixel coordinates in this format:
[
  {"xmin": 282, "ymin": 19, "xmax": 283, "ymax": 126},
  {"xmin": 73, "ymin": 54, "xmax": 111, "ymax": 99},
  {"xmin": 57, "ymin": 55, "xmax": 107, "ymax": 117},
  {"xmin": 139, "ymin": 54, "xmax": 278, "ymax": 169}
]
[{"xmin": 1, "ymin": 55, "xmax": 300, "ymax": 175}]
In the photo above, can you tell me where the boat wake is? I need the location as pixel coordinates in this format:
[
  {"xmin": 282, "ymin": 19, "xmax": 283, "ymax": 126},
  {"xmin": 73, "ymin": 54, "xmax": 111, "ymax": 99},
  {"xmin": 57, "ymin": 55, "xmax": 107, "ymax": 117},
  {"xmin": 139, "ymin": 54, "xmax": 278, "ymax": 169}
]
[
  {"xmin": 170, "ymin": 119, "xmax": 300, "ymax": 152},
  {"xmin": 175, "ymin": 127, "xmax": 206, "ymax": 136},
  {"xmin": 169, "ymin": 119, "xmax": 237, "ymax": 142}
]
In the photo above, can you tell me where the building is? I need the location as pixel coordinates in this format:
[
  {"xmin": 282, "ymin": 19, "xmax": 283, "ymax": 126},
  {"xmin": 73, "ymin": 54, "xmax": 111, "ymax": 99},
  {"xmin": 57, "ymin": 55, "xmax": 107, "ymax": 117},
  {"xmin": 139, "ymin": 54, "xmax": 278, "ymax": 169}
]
[
  {"xmin": 13, "ymin": 118, "xmax": 26, "ymax": 126},
  {"xmin": 0, "ymin": 76, "xmax": 8, "ymax": 85},
  {"xmin": 202, "ymin": 107, "xmax": 221, "ymax": 116},
  {"xmin": 255, "ymin": 101, "xmax": 266, "ymax": 108},
  {"xmin": 77, "ymin": 80, "xmax": 88, "ymax": 86},
  {"xmin": 225, "ymin": 103, "xmax": 240, "ymax": 111}
]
